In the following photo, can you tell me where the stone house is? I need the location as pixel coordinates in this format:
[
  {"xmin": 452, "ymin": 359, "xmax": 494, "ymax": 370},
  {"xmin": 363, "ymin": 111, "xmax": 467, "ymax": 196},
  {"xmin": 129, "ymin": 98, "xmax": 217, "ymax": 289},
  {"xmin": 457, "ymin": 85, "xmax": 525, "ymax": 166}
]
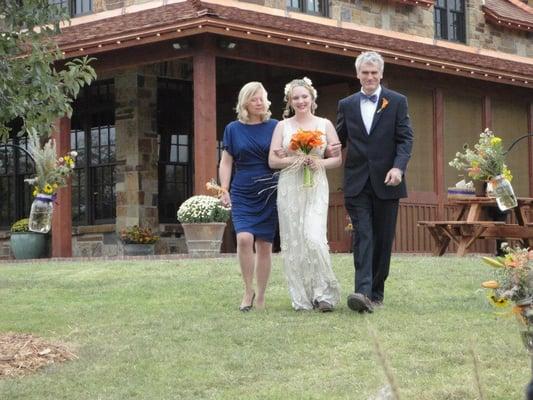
[{"xmin": 0, "ymin": 0, "xmax": 532, "ymax": 258}]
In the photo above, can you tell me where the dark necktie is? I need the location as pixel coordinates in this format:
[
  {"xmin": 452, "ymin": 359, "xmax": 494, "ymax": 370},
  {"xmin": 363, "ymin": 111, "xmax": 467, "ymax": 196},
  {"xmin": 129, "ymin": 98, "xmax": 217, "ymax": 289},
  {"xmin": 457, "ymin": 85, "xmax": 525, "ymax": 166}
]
[{"xmin": 361, "ymin": 93, "xmax": 378, "ymax": 103}]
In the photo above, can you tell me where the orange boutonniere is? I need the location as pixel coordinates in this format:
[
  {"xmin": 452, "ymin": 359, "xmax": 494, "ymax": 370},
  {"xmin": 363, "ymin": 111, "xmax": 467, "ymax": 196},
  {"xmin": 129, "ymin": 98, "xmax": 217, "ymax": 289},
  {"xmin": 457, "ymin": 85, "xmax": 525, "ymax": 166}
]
[{"xmin": 377, "ymin": 98, "xmax": 389, "ymax": 114}]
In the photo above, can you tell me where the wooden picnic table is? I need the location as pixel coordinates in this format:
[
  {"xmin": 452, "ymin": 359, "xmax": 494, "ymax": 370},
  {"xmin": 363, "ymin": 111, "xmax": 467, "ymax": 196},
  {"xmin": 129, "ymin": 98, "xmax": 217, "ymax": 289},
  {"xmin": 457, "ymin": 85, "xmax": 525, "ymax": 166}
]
[{"xmin": 418, "ymin": 197, "xmax": 533, "ymax": 256}]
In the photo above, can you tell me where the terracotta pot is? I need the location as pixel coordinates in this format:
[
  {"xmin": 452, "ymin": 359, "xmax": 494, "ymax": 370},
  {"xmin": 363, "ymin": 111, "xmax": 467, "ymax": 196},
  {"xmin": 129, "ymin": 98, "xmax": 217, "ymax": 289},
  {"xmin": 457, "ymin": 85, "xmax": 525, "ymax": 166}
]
[{"xmin": 181, "ymin": 222, "xmax": 226, "ymax": 258}]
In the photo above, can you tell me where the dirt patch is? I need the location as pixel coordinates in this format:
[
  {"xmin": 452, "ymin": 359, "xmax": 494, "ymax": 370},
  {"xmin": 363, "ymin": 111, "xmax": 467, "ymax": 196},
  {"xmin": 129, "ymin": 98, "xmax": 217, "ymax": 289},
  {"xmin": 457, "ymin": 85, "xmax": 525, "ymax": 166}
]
[{"xmin": 0, "ymin": 332, "xmax": 77, "ymax": 377}]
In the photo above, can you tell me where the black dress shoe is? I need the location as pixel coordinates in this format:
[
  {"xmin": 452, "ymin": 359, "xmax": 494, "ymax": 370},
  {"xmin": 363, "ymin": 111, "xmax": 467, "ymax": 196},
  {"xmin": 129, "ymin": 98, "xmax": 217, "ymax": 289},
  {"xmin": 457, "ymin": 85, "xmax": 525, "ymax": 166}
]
[
  {"xmin": 239, "ymin": 293, "xmax": 255, "ymax": 312},
  {"xmin": 347, "ymin": 293, "xmax": 374, "ymax": 313}
]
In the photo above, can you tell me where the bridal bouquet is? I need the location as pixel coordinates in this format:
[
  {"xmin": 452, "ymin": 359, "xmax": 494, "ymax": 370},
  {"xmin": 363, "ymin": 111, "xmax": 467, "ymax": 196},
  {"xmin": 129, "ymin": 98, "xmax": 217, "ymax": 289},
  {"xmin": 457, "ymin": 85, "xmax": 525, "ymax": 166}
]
[{"xmin": 289, "ymin": 129, "xmax": 324, "ymax": 187}]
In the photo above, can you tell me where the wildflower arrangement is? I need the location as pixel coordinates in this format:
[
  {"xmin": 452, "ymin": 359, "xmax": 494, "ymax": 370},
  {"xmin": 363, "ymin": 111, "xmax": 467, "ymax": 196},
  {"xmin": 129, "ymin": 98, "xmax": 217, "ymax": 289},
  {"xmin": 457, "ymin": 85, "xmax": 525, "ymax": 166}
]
[
  {"xmin": 24, "ymin": 136, "xmax": 77, "ymax": 196},
  {"xmin": 289, "ymin": 128, "xmax": 325, "ymax": 187},
  {"xmin": 449, "ymin": 128, "xmax": 512, "ymax": 182},
  {"xmin": 177, "ymin": 195, "xmax": 230, "ymax": 223},
  {"xmin": 119, "ymin": 225, "xmax": 159, "ymax": 244},
  {"xmin": 480, "ymin": 244, "xmax": 533, "ymax": 327}
]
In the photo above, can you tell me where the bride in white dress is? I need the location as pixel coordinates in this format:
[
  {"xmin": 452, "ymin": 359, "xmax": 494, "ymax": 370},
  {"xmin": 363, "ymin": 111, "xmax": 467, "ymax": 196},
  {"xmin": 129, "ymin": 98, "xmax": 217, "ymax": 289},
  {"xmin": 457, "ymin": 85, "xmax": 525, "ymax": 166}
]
[{"xmin": 268, "ymin": 78, "xmax": 342, "ymax": 312}]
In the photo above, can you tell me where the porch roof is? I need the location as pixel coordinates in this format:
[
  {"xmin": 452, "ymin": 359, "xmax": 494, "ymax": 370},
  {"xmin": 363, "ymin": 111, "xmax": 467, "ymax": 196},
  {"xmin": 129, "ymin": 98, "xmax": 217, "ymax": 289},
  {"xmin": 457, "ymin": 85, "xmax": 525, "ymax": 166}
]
[
  {"xmin": 55, "ymin": 0, "xmax": 533, "ymax": 87},
  {"xmin": 482, "ymin": 0, "xmax": 533, "ymax": 33}
]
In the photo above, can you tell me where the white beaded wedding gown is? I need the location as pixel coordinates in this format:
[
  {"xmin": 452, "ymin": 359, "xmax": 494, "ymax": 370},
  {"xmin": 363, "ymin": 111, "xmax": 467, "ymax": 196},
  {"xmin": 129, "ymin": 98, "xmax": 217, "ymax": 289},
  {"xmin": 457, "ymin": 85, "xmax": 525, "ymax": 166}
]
[{"xmin": 277, "ymin": 117, "xmax": 341, "ymax": 310}]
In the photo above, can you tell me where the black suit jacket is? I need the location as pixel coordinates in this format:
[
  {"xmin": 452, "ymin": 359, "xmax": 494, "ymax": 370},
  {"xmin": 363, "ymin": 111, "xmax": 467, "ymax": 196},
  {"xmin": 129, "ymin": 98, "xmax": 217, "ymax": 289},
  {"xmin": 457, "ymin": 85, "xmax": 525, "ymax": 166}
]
[{"xmin": 336, "ymin": 87, "xmax": 413, "ymax": 200}]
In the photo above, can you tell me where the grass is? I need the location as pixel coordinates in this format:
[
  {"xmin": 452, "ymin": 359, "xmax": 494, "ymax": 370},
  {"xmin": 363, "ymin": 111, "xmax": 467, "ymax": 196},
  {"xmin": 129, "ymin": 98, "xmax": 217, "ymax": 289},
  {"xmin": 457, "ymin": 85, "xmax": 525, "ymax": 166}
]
[{"xmin": 0, "ymin": 254, "xmax": 530, "ymax": 399}]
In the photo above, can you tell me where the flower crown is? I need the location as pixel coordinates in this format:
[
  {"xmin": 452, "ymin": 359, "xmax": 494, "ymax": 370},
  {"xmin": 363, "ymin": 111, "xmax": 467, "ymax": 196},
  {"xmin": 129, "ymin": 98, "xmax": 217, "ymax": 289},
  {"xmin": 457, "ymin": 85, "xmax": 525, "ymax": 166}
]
[{"xmin": 284, "ymin": 77, "xmax": 318, "ymax": 100}]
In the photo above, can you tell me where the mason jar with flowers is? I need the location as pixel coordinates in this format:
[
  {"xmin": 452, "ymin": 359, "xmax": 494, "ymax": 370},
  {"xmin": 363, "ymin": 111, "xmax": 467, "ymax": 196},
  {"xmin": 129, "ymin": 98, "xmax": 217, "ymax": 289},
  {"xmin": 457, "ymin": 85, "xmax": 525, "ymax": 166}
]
[
  {"xmin": 24, "ymin": 136, "xmax": 77, "ymax": 233},
  {"xmin": 177, "ymin": 194, "xmax": 231, "ymax": 257},
  {"xmin": 449, "ymin": 129, "xmax": 516, "ymax": 210}
]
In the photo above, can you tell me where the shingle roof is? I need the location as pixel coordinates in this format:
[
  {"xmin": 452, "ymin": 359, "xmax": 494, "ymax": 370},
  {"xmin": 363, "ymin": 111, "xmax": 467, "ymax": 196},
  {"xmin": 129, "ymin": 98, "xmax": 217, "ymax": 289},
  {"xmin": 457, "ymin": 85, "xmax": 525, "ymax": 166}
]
[
  {"xmin": 483, "ymin": 0, "xmax": 533, "ymax": 32},
  {"xmin": 55, "ymin": 0, "xmax": 533, "ymax": 85}
]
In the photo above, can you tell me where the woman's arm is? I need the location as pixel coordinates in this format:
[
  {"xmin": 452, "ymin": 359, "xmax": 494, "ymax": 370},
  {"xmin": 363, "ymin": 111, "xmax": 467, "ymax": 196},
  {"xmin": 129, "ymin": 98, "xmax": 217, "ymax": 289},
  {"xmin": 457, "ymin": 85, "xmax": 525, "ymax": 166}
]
[
  {"xmin": 269, "ymin": 121, "xmax": 298, "ymax": 169},
  {"xmin": 218, "ymin": 150, "xmax": 233, "ymax": 206}
]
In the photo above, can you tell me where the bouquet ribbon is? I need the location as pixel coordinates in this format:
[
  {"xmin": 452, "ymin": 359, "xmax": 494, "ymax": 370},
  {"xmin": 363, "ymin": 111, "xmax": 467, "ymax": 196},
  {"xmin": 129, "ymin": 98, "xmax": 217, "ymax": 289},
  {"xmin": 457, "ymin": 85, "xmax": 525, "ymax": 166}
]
[{"xmin": 285, "ymin": 153, "xmax": 323, "ymax": 188}]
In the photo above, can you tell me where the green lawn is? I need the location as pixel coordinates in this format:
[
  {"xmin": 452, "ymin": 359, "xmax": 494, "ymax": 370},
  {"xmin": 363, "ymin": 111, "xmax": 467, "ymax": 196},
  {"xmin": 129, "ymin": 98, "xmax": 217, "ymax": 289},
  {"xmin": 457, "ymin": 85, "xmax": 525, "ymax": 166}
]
[{"xmin": 0, "ymin": 255, "xmax": 529, "ymax": 399}]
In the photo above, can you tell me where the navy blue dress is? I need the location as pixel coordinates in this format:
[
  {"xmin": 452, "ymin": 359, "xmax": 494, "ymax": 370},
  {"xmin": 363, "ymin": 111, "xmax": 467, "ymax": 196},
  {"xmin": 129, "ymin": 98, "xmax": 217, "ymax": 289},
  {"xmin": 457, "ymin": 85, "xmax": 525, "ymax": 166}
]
[{"xmin": 223, "ymin": 119, "xmax": 278, "ymax": 243}]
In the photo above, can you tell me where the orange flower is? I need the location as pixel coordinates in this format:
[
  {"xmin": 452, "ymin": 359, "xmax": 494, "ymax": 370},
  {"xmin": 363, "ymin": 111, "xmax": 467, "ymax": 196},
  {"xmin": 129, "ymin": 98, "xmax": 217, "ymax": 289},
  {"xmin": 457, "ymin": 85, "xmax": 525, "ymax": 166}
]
[
  {"xmin": 481, "ymin": 280, "xmax": 500, "ymax": 289},
  {"xmin": 377, "ymin": 98, "xmax": 389, "ymax": 114},
  {"xmin": 289, "ymin": 129, "xmax": 324, "ymax": 154}
]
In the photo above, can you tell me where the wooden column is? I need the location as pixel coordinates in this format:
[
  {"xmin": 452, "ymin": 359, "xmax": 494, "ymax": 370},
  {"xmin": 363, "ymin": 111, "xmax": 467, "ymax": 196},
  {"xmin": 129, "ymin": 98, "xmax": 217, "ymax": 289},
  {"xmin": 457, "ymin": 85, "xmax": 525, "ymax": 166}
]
[
  {"xmin": 527, "ymin": 102, "xmax": 533, "ymax": 197},
  {"xmin": 51, "ymin": 117, "xmax": 72, "ymax": 257},
  {"xmin": 433, "ymin": 88, "xmax": 445, "ymax": 219},
  {"xmin": 482, "ymin": 95, "xmax": 492, "ymax": 130},
  {"xmin": 193, "ymin": 35, "xmax": 218, "ymax": 195}
]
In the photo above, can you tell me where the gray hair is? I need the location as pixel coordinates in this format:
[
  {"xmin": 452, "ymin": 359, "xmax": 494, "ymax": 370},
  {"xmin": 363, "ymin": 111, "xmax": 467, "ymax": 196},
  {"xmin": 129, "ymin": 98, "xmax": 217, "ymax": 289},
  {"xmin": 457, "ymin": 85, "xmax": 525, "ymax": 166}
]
[
  {"xmin": 235, "ymin": 82, "xmax": 272, "ymax": 123},
  {"xmin": 355, "ymin": 51, "xmax": 385, "ymax": 74}
]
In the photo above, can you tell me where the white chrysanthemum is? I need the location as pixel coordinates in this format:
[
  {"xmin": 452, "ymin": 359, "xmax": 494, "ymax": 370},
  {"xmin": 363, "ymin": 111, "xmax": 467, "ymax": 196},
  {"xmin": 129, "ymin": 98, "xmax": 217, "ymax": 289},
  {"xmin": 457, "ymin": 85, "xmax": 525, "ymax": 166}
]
[{"xmin": 177, "ymin": 195, "xmax": 231, "ymax": 223}]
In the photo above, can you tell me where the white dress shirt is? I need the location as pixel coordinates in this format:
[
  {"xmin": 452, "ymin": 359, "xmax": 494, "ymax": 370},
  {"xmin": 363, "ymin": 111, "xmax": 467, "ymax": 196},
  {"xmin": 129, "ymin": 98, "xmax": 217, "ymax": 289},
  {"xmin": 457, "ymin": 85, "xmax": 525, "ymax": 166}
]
[{"xmin": 360, "ymin": 86, "xmax": 381, "ymax": 135}]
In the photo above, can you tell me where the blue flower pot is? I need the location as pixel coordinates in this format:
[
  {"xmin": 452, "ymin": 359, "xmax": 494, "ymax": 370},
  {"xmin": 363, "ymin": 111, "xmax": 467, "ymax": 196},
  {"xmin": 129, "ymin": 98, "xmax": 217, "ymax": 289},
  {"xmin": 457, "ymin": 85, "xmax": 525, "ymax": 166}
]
[{"xmin": 10, "ymin": 232, "xmax": 48, "ymax": 259}]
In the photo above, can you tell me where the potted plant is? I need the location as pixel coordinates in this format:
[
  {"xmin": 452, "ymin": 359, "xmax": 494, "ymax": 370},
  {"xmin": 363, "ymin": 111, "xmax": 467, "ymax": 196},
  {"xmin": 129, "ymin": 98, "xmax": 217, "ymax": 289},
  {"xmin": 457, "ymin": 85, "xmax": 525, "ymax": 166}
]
[
  {"xmin": 10, "ymin": 218, "xmax": 48, "ymax": 259},
  {"xmin": 177, "ymin": 194, "xmax": 231, "ymax": 257},
  {"xmin": 449, "ymin": 129, "xmax": 516, "ymax": 210},
  {"xmin": 119, "ymin": 225, "xmax": 159, "ymax": 256}
]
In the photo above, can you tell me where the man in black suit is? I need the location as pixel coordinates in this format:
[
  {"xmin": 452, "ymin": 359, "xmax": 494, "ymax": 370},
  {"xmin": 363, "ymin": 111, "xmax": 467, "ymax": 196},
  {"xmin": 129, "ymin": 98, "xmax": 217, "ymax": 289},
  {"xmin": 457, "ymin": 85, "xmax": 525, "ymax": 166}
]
[{"xmin": 336, "ymin": 51, "xmax": 413, "ymax": 313}]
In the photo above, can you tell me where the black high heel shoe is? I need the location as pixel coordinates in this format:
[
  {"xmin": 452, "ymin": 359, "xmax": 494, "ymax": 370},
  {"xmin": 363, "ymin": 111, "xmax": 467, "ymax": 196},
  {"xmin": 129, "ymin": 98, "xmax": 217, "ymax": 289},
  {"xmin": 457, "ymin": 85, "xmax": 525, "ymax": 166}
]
[{"xmin": 239, "ymin": 293, "xmax": 256, "ymax": 312}]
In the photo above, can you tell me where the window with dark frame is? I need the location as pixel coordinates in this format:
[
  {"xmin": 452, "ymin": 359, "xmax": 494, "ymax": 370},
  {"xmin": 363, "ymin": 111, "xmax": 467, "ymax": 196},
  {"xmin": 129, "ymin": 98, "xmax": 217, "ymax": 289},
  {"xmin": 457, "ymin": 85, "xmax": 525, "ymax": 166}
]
[
  {"xmin": 49, "ymin": 0, "xmax": 92, "ymax": 17},
  {"xmin": 434, "ymin": 0, "xmax": 466, "ymax": 43},
  {"xmin": 0, "ymin": 126, "xmax": 33, "ymax": 229},
  {"xmin": 157, "ymin": 78, "xmax": 193, "ymax": 223},
  {"xmin": 286, "ymin": 0, "xmax": 329, "ymax": 17},
  {"xmin": 70, "ymin": 80, "xmax": 116, "ymax": 226}
]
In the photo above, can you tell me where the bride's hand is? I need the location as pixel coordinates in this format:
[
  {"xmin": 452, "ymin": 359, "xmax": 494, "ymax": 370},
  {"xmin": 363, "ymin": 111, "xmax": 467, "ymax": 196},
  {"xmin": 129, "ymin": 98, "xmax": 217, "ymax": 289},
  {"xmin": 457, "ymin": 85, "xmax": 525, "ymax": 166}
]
[{"xmin": 305, "ymin": 157, "xmax": 320, "ymax": 171}]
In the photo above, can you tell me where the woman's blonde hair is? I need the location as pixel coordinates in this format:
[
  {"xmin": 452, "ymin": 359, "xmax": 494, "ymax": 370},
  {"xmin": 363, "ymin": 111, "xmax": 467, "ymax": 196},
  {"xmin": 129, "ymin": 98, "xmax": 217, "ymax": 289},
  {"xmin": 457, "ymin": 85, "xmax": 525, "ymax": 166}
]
[
  {"xmin": 235, "ymin": 82, "xmax": 272, "ymax": 123},
  {"xmin": 282, "ymin": 77, "xmax": 318, "ymax": 118}
]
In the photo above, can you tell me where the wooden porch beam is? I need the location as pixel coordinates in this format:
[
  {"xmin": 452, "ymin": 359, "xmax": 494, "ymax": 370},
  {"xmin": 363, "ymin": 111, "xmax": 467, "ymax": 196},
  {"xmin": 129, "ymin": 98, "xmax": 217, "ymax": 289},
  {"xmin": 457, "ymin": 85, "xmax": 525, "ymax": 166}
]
[
  {"xmin": 527, "ymin": 101, "xmax": 533, "ymax": 197},
  {"xmin": 192, "ymin": 35, "xmax": 218, "ymax": 195},
  {"xmin": 51, "ymin": 117, "xmax": 73, "ymax": 258},
  {"xmin": 433, "ymin": 88, "xmax": 445, "ymax": 219},
  {"xmin": 482, "ymin": 95, "xmax": 492, "ymax": 130}
]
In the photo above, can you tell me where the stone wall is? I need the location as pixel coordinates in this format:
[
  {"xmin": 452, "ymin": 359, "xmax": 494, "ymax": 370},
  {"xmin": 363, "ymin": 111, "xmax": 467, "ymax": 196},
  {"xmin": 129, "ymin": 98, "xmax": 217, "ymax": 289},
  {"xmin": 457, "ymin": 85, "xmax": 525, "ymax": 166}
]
[
  {"xmin": 238, "ymin": 0, "xmax": 532, "ymax": 57},
  {"xmin": 466, "ymin": 1, "xmax": 533, "ymax": 57},
  {"xmin": 114, "ymin": 70, "xmax": 159, "ymax": 233},
  {"xmin": 89, "ymin": 0, "xmax": 531, "ymax": 57}
]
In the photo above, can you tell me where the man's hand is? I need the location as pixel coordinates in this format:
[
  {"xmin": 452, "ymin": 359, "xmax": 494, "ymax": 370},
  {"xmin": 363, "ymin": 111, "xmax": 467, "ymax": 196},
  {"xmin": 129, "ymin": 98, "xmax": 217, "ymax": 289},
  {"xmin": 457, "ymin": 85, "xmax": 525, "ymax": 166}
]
[
  {"xmin": 384, "ymin": 167, "xmax": 403, "ymax": 186},
  {"xmin": 273, "ymin": 148, "xmax": 287, "ymax": 158},
  {"xmin": 324, "ymin": 142, "xmax": 341, "ymax": 158}
]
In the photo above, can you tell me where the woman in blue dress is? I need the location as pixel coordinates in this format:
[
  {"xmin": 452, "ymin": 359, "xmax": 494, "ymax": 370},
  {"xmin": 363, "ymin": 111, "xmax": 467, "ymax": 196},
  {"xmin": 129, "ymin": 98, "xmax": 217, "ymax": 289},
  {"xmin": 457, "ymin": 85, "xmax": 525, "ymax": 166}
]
[{"xmin": 219, "ymin": 82, "xmax": 278, "ymax": 311}]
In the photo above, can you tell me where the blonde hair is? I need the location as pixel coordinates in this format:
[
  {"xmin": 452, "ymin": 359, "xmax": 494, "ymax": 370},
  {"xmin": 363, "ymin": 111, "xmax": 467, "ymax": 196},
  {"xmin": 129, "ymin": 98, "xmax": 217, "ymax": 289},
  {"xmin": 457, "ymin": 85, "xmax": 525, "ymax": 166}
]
[
  {"xmin": 282, "ymin": 77, "xmax": 318, "ymax": 118},
  {"xmin": 235, "ymin": 82, "xmax": 272, "ymax": 123}
]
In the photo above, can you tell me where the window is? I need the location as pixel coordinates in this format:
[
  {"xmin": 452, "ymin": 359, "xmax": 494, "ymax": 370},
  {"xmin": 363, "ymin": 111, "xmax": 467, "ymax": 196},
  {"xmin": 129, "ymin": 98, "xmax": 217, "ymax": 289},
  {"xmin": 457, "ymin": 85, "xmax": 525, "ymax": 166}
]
[
  {"xmin": 0, "ymin": 127, "xmax": 33, "ymax": 229},
  {"xmin": 49, "ymin": 0, "xmax": 92, "ymax": 16},
  {"xmin": 287, "ymin": 0, "xmax": 328, "ymax": 17},
  {"xmin": 434, "ymin": 0, "xmax": 466, "ymax": 43},
  {"xmin": 157, "ymin": 79, "xmax": 193, "ymax": 223},
  {"xmin": 70, "ymin": 80, "xmax": 116, "ymax": 226}
]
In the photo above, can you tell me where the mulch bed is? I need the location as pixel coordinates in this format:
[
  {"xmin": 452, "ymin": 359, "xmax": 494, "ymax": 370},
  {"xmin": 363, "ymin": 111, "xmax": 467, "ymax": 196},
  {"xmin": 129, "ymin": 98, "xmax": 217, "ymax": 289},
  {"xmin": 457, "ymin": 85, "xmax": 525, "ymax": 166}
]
[{"xmin": 0, "ymin": 332, "xmax": 76, "ymax": 377}]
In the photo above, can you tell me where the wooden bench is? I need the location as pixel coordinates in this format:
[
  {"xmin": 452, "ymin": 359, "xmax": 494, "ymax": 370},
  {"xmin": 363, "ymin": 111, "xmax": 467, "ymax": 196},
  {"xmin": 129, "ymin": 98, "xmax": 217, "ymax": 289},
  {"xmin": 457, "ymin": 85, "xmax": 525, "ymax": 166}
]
[{"xmin": 418, "ymin": 221, "xmax": 506, "ymax": 256}]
